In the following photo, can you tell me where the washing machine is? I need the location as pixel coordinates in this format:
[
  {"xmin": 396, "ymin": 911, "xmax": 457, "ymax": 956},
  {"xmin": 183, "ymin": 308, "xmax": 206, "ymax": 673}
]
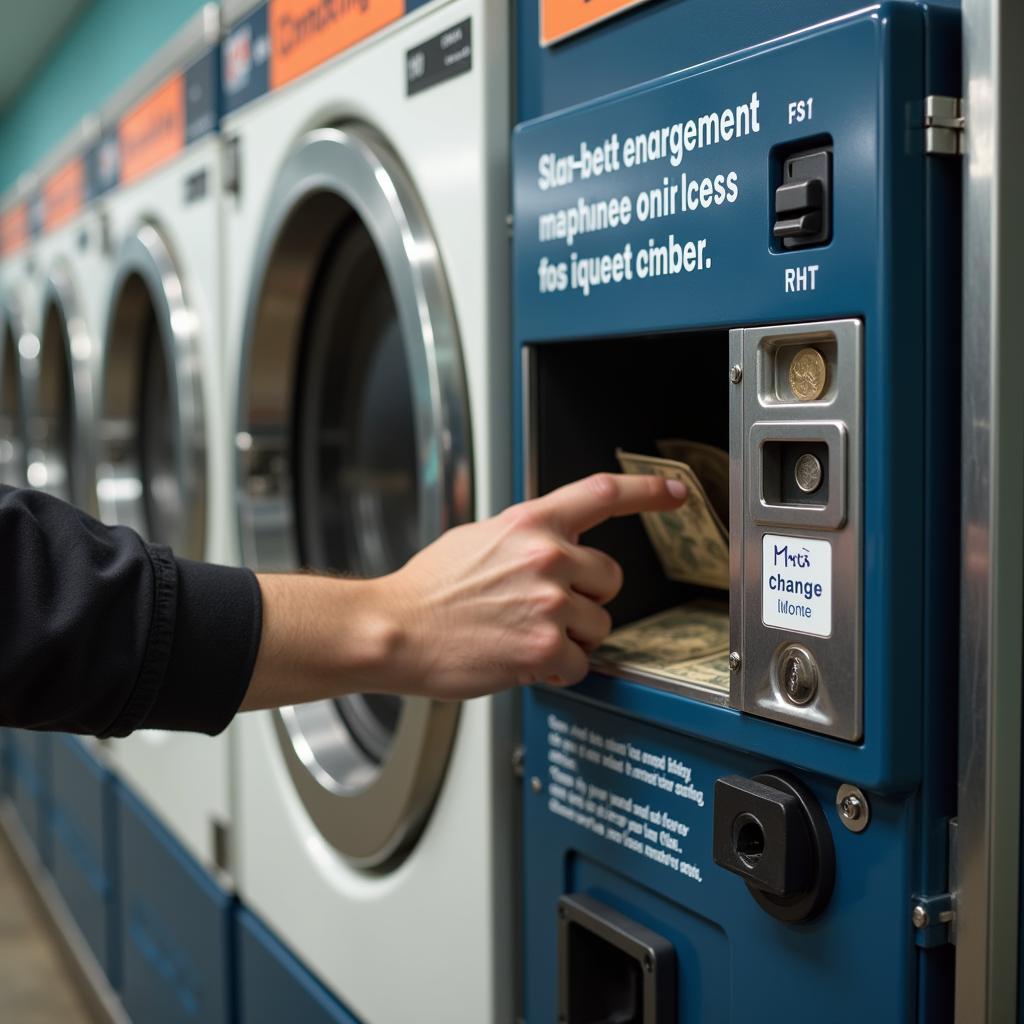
[
  {"xmin": 222, "ymin": 0, "xmax": 513, "ymax": 1020},
  {"xmin": 0, "ymin": 178, "xmax": 37, "ymax": 489},
  {"xmin": 24, "ymin": 121, "xmax": 102, "ymax": 512},
  {"xmin": 95, "ymin": 4, "xmax": 235, "ymax": 879}
]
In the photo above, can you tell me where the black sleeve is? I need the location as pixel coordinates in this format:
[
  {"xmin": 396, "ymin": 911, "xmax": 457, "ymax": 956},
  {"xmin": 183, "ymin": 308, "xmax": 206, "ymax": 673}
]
[{"xmin": 0, "ymin": 486, "xmax": 262, "ymax": 738}]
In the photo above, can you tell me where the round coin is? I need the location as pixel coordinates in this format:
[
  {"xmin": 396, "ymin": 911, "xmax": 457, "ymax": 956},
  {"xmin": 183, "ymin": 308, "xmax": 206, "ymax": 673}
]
[
  {"xmin": 794, "ymin": 453, "xmax": 823, "ymax": 494},
  {"xmin": 789, "ymin": 347, "xmax": 828, "ymax": 401}
]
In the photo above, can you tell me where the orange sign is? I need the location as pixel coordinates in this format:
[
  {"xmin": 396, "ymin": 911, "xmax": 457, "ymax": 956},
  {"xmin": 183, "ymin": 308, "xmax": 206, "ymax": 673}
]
[
  {"xmin": 43, "ymin": 157, "xmax": 85, "ymax": 233},
  {"xmin": 0, "ymin": 204, "xmax": 29, "ymax": 258},
  {"xmin": 540, "ymin": 0, "xmax": 656, "ymax": 46},
  {"xmin": 119, "ymin": 73, "xmax": 186, "ymax": 185},
  {"xmin": 269, "ymin": 0, "xmax": 404, "ymax": 89}
]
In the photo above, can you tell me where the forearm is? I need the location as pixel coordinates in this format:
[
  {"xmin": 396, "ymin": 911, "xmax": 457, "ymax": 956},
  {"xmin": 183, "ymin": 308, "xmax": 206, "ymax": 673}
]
[
  {"xmin": 239, "ymin": 474, "xmax": 685, "ymax": 710},
  {"xmin": 240, "ymin": 574, "xmax": 406, "ymax": 711}
]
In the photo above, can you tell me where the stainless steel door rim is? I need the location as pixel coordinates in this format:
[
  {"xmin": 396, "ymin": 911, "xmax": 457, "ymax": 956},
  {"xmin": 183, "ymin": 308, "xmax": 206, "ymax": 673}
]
[
  {"xmin": 0, "ymin": 301, "xmax": 29, "ymax": 487},
  {"xmin": 97, "ymin": 223, "xmax": 206, "ymax": 558},
  {"xmin": 237, "ymin": 124, "xmax": 473, "ymax": 868}
]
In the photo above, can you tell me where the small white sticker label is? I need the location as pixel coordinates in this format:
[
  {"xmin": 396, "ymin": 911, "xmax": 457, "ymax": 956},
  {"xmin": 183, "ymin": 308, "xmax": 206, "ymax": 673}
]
[{"xmin": 761, "ymin": 534, "xmax": 832, "ymax": 637}]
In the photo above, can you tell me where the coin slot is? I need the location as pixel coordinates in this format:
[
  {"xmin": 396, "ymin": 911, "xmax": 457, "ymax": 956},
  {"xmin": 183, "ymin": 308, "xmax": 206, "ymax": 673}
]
[
  {"xmin": 756, "ymin": 332, "xmax": 838, "ymax": 407},
  {"xmin": 527, "ymin": 332, "xmax": 731, "ymax": 704},
  {"xmin": 762, "ymin": 441, "xmax": 829, "ymax": 507}
]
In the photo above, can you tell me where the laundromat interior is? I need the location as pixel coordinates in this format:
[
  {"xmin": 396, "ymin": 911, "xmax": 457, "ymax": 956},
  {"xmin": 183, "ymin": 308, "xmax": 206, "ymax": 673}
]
[{"xmin": 0, "ymin": 0, "xmax": 1020, "ymax": 1021}]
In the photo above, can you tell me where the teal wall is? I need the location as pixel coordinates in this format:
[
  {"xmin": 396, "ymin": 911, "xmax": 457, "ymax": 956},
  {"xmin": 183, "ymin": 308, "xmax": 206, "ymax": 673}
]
[{"xmin": 0, "ymin": 0, "xmax": 212, "ymax": 193}]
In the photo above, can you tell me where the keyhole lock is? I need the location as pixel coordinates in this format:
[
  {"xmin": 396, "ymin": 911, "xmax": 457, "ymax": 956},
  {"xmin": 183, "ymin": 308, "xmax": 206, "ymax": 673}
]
[{"xmin": 776, "ymin": 644, "xmax": 819, "ymax": 705}]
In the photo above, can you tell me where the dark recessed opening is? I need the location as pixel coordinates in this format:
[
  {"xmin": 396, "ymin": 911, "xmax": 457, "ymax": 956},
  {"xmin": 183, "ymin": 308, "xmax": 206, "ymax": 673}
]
[
  {"xmin": 566, "ymin": 921, "xmax": 644, "ymax": 1024},
  {"xmin": 734, "ymin": 813, "xmax": 766, "ymax": 868}
]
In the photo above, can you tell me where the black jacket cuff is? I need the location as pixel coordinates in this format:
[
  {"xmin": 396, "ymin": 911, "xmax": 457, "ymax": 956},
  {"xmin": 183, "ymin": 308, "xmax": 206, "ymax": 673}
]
[{"xmin": 105, "ymin": 553, "xmax": 263, "ymax": 737}]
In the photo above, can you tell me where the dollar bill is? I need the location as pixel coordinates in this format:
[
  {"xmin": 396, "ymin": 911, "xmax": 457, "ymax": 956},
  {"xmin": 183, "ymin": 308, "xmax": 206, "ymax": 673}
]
[
  {"xmin": 592, "ymin": 602, "xmax": 730, "ymax": 693},
  {"xmin": 655, "ymin": 439, "xmax": 729, "ymax": 526},
  {"xmin": 616, "ymin": 447, "xmax": 729, "ymax": 590}
]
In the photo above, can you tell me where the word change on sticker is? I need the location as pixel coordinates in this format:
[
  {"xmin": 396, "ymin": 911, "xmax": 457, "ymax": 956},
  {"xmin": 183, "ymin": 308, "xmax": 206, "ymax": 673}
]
[{"xmin": 761, "ymin": 534, "xmax": 832, "ymax": 637}]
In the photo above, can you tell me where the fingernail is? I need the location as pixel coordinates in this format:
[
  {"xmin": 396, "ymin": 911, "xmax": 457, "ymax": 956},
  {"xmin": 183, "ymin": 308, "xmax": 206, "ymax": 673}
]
[{"xmin": 666, "ymin": 480, "xmax": 688, "ymax": 500}]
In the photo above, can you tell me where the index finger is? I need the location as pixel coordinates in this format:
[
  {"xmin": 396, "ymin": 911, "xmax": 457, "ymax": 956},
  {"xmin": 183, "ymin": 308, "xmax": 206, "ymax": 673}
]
[{"xmin": 533, "ymin": 473, "xmax": 687, "ymax": 537}]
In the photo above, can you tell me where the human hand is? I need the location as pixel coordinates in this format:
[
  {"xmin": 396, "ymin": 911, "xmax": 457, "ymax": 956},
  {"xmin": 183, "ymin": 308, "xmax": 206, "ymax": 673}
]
[{"xmin": 383, "ymin": 473, "xmax": 687, "ymax": 700}]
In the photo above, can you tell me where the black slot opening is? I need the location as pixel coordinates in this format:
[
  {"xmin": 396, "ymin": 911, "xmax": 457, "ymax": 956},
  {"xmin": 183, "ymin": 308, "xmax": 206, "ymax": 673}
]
[
  {"xmin": 762, "ymin": 440, "xmax": 829, "ymax": 506},
  {"xmin": 558, "ymin": 894, "xmax": 675, "ymax": 1024},
  {"xmin": 531, "ymin": 330, "xmax": 729, "ymax": 629}
]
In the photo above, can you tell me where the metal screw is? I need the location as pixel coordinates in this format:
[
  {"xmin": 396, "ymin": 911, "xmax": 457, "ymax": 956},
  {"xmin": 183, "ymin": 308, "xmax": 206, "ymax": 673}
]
[
  {"xmin": 531, "ymin": 776, "xmax": 542, "ymax": 794},
  {"xmin": 835, "ymin": 783, "xmax": 870, "ymax": 833},
  {"xmin": 729, "ymin": 364, "xmax": 743, "ymax": 384},
  {"xmin": 840, "ymin": 795, "xmax": 862, "ymax": 821},
  {"xmin": 912, "ymin": 905, "xmax": 930, "ymax": 929},
  {"xmin": 728, "ymin": 651, "xmax": 741, "ymax": 672}
]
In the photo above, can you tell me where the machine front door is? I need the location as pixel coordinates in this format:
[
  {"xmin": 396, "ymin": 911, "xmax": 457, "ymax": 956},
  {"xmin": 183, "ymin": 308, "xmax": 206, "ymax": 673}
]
[
  {"xmin": 98, "ymin": 224, "xmax": 206, "ymax": 558},
  {"xmin": 238, "ymin": 125, "xmax": 472, "ymax": 868}
]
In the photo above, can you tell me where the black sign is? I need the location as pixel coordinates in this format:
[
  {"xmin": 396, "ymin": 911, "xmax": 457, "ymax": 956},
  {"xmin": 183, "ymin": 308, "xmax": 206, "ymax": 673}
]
[
  {"xmin": 406, "ymin": 18, "xmax": 472, "ymax": 96},
  {"xmin": 222, "ymin": 4, "xmax": 270, "ymax": 115},
  {"xmin": 185, "ymin": 48, "xmax": 219, "ymax": 144},
  {"xmin": 27, "ymin": 190, "xmax": 44, "ymax": 240},
  {"xmin": 85, "ymin": 128, "xmax": 120, "ymax": 200}
]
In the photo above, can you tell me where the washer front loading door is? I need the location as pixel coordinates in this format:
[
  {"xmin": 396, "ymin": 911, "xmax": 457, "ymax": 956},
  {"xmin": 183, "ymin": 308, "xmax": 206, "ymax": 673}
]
[
  {"xmin": 27, "ymin": 262, "xmax": 96, "ymax": 510},
  {"xmin": 98, "ymin": 224, "xmax": 206, "ymax": 557},
  {"xmin": 0, "ymin": 306, "xmax": 28, "ymax": 486},
  {"xmin": 238, "ymin": 125, "xmax": 472, "ymax": 869}
]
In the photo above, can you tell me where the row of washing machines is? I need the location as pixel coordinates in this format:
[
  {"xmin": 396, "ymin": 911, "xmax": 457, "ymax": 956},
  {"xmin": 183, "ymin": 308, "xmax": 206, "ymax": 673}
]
[
  {"xmin": 0, "ymin": 1, "xmax": 511, "ymax": 1022},
  {"xmin": 0, "ymin": 0, "xmax": 980, "ymax": 1020}
]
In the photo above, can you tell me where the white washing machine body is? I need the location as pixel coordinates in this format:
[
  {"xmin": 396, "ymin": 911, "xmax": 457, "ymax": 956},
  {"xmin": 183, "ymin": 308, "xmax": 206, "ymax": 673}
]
[
  {"xmin": 0, "ymin": 208, "xmax": 35, "ymax": 491},
  {"xmin": 24, "ymin": 125, "xmax": 105, "ymax": 514},
  {"xmin": 97, "ymin": 6, "xmax": 236, "ymax": 878},
  {"xmin": 222, "ymin": 0, "xmax": 514, "ymax": 1020},
  {"xmin": 0, "ymin": 181, "xmax": 41, "ymax": 490}
]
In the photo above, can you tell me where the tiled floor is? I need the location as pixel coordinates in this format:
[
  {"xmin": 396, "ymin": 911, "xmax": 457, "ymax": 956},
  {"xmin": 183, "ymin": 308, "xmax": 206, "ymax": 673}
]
[{"xmin": 0, "ymin": 836, "xmax": 90, "ymax": 1023}]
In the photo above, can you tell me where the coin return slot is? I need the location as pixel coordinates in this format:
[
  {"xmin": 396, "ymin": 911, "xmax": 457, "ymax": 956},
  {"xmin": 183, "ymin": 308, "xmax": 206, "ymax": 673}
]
[
  {"xmin": 558, "ymin": 894, "xmax": 676, "ymax": 1024},
  {"xmin": 762, "ymin": 441, "xmax": 829, "ymax": 507},
  {"xmin": 527, "ymin": 331, "xmax": 731, "ymax": 705}
]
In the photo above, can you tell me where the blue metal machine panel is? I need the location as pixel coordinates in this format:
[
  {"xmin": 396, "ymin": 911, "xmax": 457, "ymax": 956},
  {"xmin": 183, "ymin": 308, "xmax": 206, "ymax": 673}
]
[
  {"xmin": 236, "ymin": 909, "xmax": 361, "ymax": 1024},
  {"xmin": 8, "ymin": 730, "xmax": 53, "ymax": 866},
  {"xmin": 49, "ymin": 736, "xmax": 120, "ymax": 986},
  {"xmin": 514, "ymin": 5, "xmax": 959, "ymax": 1021},
  {"xmin": 116, "ymin": 783, "xmax": 233, "ymax": 1024}
]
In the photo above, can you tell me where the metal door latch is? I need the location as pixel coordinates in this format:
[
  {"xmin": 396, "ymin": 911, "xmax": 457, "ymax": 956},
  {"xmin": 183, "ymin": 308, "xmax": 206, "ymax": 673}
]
[
  {"xmin": 924, "ymin": 96, "xmax": 965, "ymax": 155},
  {"xmin": 912, "ymin": 819, "xmax": 958, "ymax": 948},
  {"xmin": 911, "ymin": 893, "xmax": 954, "ymax": 947}
]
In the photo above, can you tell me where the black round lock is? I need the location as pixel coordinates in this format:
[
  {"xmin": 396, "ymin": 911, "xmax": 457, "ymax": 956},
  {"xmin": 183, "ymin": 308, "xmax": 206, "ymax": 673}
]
[{"xmin": 745, "ymin": 771, "xmax": 835, "ymax": 923}]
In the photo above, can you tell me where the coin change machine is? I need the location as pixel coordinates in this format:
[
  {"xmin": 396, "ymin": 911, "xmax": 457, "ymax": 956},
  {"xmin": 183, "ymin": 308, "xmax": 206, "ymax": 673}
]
[{"xmin": 514, "ymin": 3, "xmax": 961, "ymax": 1021}]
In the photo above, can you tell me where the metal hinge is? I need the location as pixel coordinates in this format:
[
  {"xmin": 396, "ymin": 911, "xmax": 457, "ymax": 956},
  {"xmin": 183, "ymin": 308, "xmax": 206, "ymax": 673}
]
[
  {"xmin": 924, "ymin": 96, "xmax": 965, "ymax": 155},
  {"xmin": 212, "ymin": 818, "xmax": 232, "ymax": 875},
  {"xmin": 512, "ymin": 744, "xmax": 525, "ymax": 780},
  {"xmin": 222, "ymin": 135, "xmax": 242, "ymax": 195},
  {"xmin": 911, "ymin": 818, "xmax": 958, "ymax": 948}
]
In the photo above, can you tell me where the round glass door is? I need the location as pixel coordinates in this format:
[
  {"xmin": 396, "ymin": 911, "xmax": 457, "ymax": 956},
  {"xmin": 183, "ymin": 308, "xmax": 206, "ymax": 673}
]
[
  {"xmin": 238, "ymin": 125, "xmax": 473, "ymax": 867},
  {"xmin": 97, "ymin": 225, "xmax": 205, "ymax": 557}
]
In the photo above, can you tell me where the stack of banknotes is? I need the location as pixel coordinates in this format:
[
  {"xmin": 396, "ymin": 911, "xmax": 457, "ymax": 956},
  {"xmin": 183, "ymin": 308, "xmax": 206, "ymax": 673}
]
[{"xmin": 590, "ymin": 441, "xmax": 731, "ymax": 692}]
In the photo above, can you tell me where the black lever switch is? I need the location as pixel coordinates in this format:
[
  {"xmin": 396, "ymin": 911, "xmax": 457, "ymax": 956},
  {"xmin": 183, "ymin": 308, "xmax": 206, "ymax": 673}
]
[{"xmin": 773, "ymin": 147, "xmax": 832, "ymax": 248}]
